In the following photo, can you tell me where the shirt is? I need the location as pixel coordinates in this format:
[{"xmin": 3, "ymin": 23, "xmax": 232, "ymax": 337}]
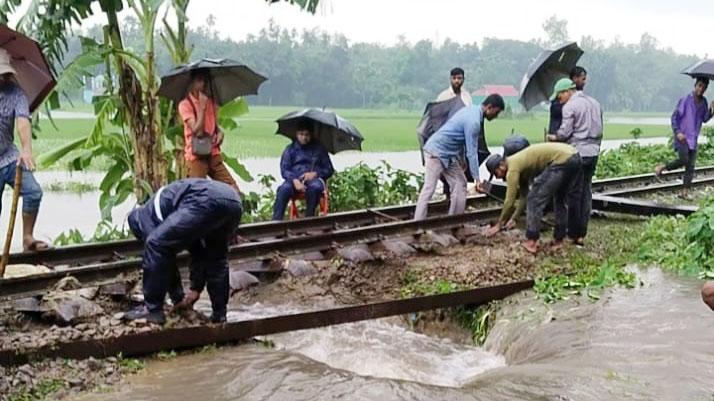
[
  {"xmin": 178, "ymin": 94, "xmax": 221, "ymax": 162},
  {"xmin": 548, "ymin": 100, "xmax": 563, "ymax": 134},
  {"xmin": 556, "ymin": 91, "xmax": 603, "ymax": 157},
  {"xmin": 280, "ymin": 140, "xmax": 334, "ymax": 182},
  {"xmin": 0, "ymin": 83, "xmax": 30, "ymax": 168},
  {"xmin": 423, "ymin": 105, "xmax": 483, "ymax": 180},
  {"xmin": 671, "ymin": 93, "xmax": 713, "ymax": 150},
  {"xmin": 499, "ymin": 143, "xmax": 577, "ymax": 223},
  {"xmin": 436, "ymin": 86, "xmax": 473, "ymax": 106}
]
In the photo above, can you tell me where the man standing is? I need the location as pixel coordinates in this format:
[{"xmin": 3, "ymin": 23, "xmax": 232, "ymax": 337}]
[
  {"xmin": 124, "ymin": 178, "xmax": 243, "ymax": 324},
  {"xmin": 436, "ymin": 67, "xmax": 473, "ymax": 106},
  {"xmin": 548, "ymin": 66, "xmax": 588, "ymax": 137},
  {"xmin": 0, "ymin": 49, "xmax": 48, "ymax": 251},
  {"xmin": 414, "ymin": 95, "xmax": 504, "ymax": 220},
  {"xmin": 482, "ymin": 143, "xmax": 581, "ymax": 254},
  {"xmin": 272, "ymin": 120, "xmax": 334, "ymax": 220},
  {"xmin": 548, "ymin": 77, "xmax": 603, "ymax": 246},
  {"xmin": 655, "ymin": 77, "xmax": 714, "ymax": 199}
]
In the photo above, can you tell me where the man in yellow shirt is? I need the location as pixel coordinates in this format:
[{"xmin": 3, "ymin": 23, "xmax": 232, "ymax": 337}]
[{"xmin": 480, "ymin": 143, "xmax": 581, "ymax": 254}]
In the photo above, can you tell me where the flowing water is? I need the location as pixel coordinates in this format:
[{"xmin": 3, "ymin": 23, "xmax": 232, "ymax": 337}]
[{"xmin": 74, "ymin": 268, "xmax": 714, "ymax": 401}]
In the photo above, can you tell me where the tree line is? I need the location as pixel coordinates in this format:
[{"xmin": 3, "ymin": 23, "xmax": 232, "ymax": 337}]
[{"xmin": 71, "ymin": 15, "xmax": 700, "ymax": 112}]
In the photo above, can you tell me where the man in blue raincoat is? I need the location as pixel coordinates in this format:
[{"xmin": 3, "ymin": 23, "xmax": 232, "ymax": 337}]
[
  {"xmin": 123, "ymin": 178, "xmax": 243, "ymax": 324},
  {"xmin": 272, "ymin": 120, "xmax": 334, "ymax": 220}
]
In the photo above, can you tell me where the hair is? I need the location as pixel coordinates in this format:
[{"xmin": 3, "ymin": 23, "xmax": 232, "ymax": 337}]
[
  {"xmin": 482, "ymin": 94, "xmax": 505, "ymax": 110},
  {"xmin": 569, "ymin": 66, "xmax": 587, "ymax": 79},
  {"xmin": 450, "ymin": 67, "xmax": 465, "ymax": 77},
  {"xmin": 295, "ymin": 119, "xmax": 313, "ymax": 133},
  {"xmin": 696, "ymin": 77, "xmax": 710, "ymax": 87}
]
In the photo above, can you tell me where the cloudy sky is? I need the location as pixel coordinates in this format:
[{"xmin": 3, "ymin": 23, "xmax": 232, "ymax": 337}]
[{"xmin": 7, "ymin": 0, "xmax": 714, "ymax": 56}]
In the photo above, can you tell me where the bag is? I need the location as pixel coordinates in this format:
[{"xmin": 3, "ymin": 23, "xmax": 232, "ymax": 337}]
[{"xmin": 187, "ymin": 98, "xmax": 216, "ymax": 157}]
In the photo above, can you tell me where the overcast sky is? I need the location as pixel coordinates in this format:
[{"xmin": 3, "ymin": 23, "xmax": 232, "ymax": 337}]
[{"xmin": 7, "ymin": 0, "xmax": 714, "ymax": 56}]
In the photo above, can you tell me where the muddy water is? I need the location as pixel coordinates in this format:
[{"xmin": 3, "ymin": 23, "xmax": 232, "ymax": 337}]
[{"xmin": 75, "ymin": 268, "xmax": 714, "ymax": 401}]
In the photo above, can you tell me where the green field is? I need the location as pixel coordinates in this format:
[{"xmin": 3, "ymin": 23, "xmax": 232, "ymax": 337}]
[{"xmin": 33, "ymin": 106, "xmax": 673, "ymax": 166}]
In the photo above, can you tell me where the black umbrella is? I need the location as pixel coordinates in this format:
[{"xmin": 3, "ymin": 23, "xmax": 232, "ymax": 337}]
[
  {"xmin": 682, "ymin": 60, "xmax": 714, "ymax": 79},
  {"xmin": 519, "ymin": 42, "xmax": 584, "ymax": 110},
  {"xmin": 158, "ymin": 58, "xmax": 267, "ymax": 105},
  {"xmin": 416, "ymin": 96, "xmax": 465, "ymax": 165},
  {"xmin": 276, "ymin": 109, "xmax": 363, "ymax": 154}
]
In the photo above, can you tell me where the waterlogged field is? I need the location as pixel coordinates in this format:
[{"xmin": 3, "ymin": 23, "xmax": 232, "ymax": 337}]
[{"xmin": 33, "ymin": 106, "xmax": 674, "ymax": 166}]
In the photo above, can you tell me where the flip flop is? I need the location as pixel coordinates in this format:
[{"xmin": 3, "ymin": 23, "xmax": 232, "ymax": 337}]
[{"xmin": 24, "ymin": 240, "xmax": 52, "ymax": 252}]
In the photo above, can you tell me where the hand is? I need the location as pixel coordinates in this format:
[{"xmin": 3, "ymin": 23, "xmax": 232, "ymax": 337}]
[
  {"xmin": 676, "ymin": 132, "xmax": 686, "ymax": 144},
  {"xmin": 213, "ymin": 130, "xmax": 224, "ymax": 146},
  {"xmin": 198, "ymin": 93, "xmax": 209, "ymax": 110},
  {"xmin": 293, "ymin": 179, "xmax": 305, "ymax": 192},
  {"xmin": 475, "ymin": 180, "xmax": 490, "ymax": 194},
  {"xmin": 19, "ymin": 150, "xmax": 35, "ymax": 171},
  {"xmin": 547, "ymin": 134, "xmax": 558, "ymax": 142},
  {"xmin": 505, "ymin": 219, "xmax": 517, "ymax": 230},
  {"xmin": 485, "ymin": 223, "xmax": 501, "ymax": 237},
  {"xmin": 303, "ymin": 171, "xmax": 318, "ymax": 181}
]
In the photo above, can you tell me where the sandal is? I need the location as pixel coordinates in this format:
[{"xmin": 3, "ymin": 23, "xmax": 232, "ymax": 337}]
[{"xmin": 24, "ymin": 240, "xmax": 52, "ymax": 252}]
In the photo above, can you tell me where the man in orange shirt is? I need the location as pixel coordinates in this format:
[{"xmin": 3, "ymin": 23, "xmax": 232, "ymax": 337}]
[{"xmin": 178, "ymin": 69, "xmax": 239, "ymax": 192}]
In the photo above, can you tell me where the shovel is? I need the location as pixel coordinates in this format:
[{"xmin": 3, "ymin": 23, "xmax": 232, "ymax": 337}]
[{"xmin": 0, "ymin": 164, "xmax": 22, "ymax": 278}]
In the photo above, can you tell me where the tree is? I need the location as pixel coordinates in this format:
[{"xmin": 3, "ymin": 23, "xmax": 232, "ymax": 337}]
[{"xmin": 542, "ymin": 15, "xmax": 569, "ymax": 47}]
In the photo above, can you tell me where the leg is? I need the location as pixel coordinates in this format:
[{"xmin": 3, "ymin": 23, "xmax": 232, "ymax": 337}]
[
  {"xmin": 186, "ymin": 158, "xmax": 210, "ymax": 178},
  {"xmin": 11, "ymin": 167, "xmax": 47, "ymax": 250},
  {"xmin": 683, "ymin": 149, "xmax": 697, "ymax": 188},
  {"xmin": 208, "ymin": 154, "xmax": 240, "ymax": 193},
  {"xmin": 664, "ymin": 145, "xmax": 689, "ymax": 173},
  {"xmin": 440, "ymin": 175, "xmax": 451, "ymax": 198},
  {"xmin": 578, "ymin": 156, "xmax": 597, "ymax": 239},
  {"xmin": 304, "ymin": 179, "xmax": 325, "ymax": 217},
  {"xmin": 526, "ymin": 167, "xmax": 567, "ymax": 242},
  {"xmin": 414, "ymin": 154, "xmax": 445, "ymax": 220},
  {"xmin": 272, "ymin": 181, "xmax": 295, "ymax": 221},
  {"xmin": 441, "ymin": 164, "xmax": 467, "ymax": 215}
]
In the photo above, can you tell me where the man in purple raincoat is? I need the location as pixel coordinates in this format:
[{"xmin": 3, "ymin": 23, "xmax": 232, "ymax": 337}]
[{"xmin": 656, "ymin": 77, "xmax": 714, "ymax": 199}]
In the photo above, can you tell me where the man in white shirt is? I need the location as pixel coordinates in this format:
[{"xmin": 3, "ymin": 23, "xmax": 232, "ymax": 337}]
[{"xmin": 436, "ymin": 67, "xmax": 473, "ymax": 106}]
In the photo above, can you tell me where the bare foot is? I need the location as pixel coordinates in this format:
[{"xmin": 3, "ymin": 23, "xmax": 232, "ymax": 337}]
[
  {"xmin": 172, "ymin": 290, "xmax": 200, "ymax": 312},
  {"xmin": 521, "ymin": 240, "xmax": 538, "ymax": 254},
  {"xmin": 550, "ymin": 239, "xmax": 564, "ymax": 251}
]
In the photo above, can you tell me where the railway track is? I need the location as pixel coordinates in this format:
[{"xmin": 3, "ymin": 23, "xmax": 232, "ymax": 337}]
[
  {"xmin": 0, "ymin": 168, "xmax": 710, "ymax": 367},
  {"xmin": 7, "ymin": 165, "xmax": 713, "ymax": 269}
]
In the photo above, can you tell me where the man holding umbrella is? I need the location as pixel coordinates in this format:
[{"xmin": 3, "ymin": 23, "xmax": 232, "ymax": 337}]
[
  {"xmin": 0, "ymin": 48, "xmax": 48, "ymax": 251},
  {"xmin": 655, "ymin": 76, "xmax": 714, "ymax": 199}
]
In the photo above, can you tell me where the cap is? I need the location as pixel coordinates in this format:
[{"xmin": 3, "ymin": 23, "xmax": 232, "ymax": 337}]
[{"xmin": 485, "ymin": 154, "xmax": 504, "ymax": 181}]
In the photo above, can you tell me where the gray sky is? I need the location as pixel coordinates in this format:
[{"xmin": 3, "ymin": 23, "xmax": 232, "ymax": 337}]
[{"xmin": 8, "ymin": 0, "xmax": 714, "ymax": 56}]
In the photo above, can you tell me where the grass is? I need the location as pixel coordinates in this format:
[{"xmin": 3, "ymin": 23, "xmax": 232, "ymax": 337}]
[
  {"xmin": 33, "ymin": 106, "xmax": 673, "ymax": 169},
  {"xmin": 8, "ymin": 379, "xmax": 64, "ymax": 401}
]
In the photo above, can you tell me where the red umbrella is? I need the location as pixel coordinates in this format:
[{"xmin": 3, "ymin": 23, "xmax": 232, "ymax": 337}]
[{"xmin": 0, "ymin": 25, "xmax": 56, "ymax": 112}]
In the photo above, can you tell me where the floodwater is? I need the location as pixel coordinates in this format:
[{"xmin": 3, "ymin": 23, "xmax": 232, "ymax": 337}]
[
  {"xmin": 74, "ymin": 268, "xmax": 714, "ymax": 401},
  {"xmin": 0, "ymin": 137, "xmax": 671, "ymax": 250}
]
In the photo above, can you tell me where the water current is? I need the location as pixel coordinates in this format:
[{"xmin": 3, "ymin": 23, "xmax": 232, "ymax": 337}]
[{"xmin": 73, "ymin": 268, "xmax": 714, "ymax": 401}]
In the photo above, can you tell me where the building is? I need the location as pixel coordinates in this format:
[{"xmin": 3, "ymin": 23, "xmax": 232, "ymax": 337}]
[{"xmin": 473, "ymin": 85, "xmax": 520, "ymax": 110}]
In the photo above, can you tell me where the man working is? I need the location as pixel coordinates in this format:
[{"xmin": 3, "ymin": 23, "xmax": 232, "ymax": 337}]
[
  {"xmin": 436, "ymin": 67, "xmax": 473, "ymax": 106},
  {"xmin": 482, "ymin": 143, "xmax": 581, "ymax": 254},
  {"xmin": 0, "ymin": 49, "xmax": 48, "ymax": 251},
  {"xmin": 272, "ymin": 120, "xmax": 334, "ymax": 220},
  {"xmin": 548, "ymin": 66, "xmax": 588, "ymax": 137},
  {"xmin": 548, "ymin": 77, "xmax": 603, "ymax": 246},
  {"xmin": 655, "ymin": 77, "xmax": 714, "ymax": 199},
  {"xmin": 123, "ymin": 178, "xmax": 243, "ymax": 324},
  {"xmin": 414, "ymin": 94, "xmax": 504, "ymax": 220}
]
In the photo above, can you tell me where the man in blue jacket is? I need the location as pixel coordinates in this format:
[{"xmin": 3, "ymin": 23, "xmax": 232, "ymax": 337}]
[
  {"xmin": 123, "ymin": 178, "xmax": 243, "ymax": 324},
  {"xmin": 272, "ymin": 120, "xmax": 335, "ymax": 220}
]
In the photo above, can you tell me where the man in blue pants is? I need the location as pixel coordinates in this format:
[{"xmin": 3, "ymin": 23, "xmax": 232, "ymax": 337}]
[{"xmin": 123, "ymin": 178, "xmax": 243, "ymax": 324}]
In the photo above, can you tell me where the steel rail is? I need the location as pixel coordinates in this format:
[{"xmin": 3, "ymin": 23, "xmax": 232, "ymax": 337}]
[
  {"xmin": 7, "ymin": 166, "xmax": 710, "ymax": 267},
  {"xmin": 0, "ymin": 280, "xmax": 534, "ymax": 366}
]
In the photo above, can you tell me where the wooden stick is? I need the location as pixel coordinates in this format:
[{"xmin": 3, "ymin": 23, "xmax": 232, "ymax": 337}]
[{"xmin": 0, "ymin": 164, "xmax": 22, "ymax": 278}]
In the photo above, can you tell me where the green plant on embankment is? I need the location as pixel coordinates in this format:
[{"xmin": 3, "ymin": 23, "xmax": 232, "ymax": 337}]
[
  {"xmin": 399, "ymin": 271, "xmax": 497, "ymax": 346},
  {"xmin": 8, "ymin": 378, "xmax": 64, "ymax": 401},
  {"xmin": 638, "ymin": 198, "xmax": 714, "ymax": 277},
  {"xmin": 596, "ymin": 127, "xmax": 714, "ymax": 178},
  {"xmin": 53, "ymin": 220, "xmax": 133, "ymax": 246}
]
